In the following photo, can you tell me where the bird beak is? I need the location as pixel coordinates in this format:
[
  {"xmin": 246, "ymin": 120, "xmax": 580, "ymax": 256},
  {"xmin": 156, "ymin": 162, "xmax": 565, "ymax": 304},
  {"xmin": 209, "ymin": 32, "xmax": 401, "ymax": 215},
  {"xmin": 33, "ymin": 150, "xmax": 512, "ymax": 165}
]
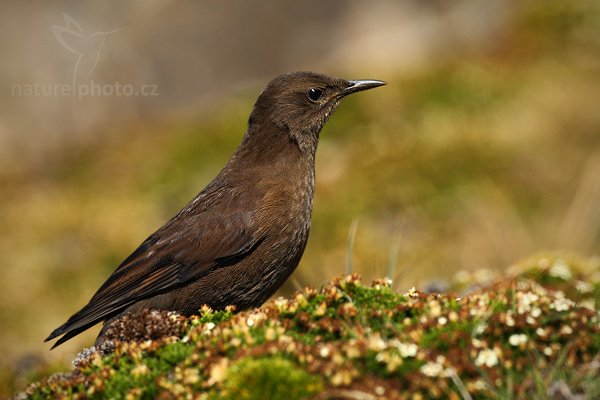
[{"xmin": 340, "ymin": 79, "xmax": 387, "ymax": 97}]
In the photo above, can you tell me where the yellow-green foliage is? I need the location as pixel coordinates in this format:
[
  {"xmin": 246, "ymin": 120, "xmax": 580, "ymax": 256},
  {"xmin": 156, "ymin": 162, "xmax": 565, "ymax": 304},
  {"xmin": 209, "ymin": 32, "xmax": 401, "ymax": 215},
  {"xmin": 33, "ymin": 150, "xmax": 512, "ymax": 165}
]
[
  {"xmin": 19, "ymin": 255, "xmax": 600, "ymax": 399},
  {"xmin": 219, "ymin": 357, "xmax": 322, "ymax": 400}
]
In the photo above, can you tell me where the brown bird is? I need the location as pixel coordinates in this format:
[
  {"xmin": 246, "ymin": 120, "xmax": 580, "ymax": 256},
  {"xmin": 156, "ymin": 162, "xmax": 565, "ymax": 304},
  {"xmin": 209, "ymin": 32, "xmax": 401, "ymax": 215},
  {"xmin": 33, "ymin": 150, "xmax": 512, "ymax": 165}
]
[{"xmin": 46, "ymin": 71, "xmax": 385, "ymax": 348}]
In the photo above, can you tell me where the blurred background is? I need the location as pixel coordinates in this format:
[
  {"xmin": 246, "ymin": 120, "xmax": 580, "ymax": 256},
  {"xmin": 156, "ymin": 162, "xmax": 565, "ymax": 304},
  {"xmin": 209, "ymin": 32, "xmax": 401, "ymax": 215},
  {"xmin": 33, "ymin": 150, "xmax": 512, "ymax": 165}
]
[{"xmin": 1, "ymin": 0, "xmax": 599, "ymax": 395}]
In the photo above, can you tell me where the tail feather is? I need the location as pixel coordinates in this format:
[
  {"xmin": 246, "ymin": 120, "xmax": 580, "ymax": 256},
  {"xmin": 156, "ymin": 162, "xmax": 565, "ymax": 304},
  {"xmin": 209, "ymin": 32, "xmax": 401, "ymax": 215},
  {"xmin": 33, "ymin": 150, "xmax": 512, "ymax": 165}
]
[
  {"xmin": 45, "ymin": 324, "xmax": 67, "ymax": 343},
  {"xmin": 49, "ymin": 323, "xmax": 95, "ymax": 349},
  {"xmin": 45, "ymin": 303, "xmax": 125, "ymax": 348}
]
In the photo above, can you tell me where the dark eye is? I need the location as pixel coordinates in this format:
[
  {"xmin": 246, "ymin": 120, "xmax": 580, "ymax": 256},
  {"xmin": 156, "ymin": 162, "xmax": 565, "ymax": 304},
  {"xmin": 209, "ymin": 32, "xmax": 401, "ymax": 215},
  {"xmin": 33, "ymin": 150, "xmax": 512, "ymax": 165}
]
[{"xmin": 307, "ymin": 88, "xmax": 323, "ymax": 102}]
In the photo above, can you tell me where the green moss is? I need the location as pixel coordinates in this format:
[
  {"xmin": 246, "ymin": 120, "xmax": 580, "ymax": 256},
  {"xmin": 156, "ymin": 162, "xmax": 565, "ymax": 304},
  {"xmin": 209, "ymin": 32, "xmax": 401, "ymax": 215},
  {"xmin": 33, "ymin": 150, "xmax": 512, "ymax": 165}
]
[
  {"xmin": 19, "ymin": 256, "xmax": 600, "ymax": 399},
  {"xmin": 152, "ymin": 341, "xmax": 195, "ymax": 368},
  {"xmin": 218, "ymin": 357, "xmax": 322, "ymax": 400},
  {"xmin": 74, "ymin": 341, "xmax": 196, "ymax": 399}
]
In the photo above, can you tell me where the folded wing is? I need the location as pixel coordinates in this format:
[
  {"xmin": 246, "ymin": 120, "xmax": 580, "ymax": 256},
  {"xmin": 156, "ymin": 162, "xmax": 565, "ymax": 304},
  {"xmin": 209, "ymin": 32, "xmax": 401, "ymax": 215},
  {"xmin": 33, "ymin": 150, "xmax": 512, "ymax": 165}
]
[{"xmin": 46, "ymin": 205, "xmax": 260, "ymax": 348}]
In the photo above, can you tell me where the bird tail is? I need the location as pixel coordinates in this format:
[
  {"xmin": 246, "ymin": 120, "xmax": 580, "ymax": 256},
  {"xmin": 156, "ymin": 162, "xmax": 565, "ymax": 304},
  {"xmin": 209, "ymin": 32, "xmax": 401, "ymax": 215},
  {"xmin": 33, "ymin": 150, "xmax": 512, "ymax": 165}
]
[
  {"xmin": 45, "ymin": 323, "xmax": 96, "ymax": 349},
  {"xmin": 45, "ymin": 303, "xmax": 122, "ymax": 349}
]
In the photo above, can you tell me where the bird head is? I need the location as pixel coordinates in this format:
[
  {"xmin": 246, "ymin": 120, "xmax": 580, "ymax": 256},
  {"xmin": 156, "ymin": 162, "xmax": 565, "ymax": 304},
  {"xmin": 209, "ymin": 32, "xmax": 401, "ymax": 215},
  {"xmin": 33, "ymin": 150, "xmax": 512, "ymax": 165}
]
[{"xmin": 248, "ymin": 72, "xmax": 386, "ymax": 154}]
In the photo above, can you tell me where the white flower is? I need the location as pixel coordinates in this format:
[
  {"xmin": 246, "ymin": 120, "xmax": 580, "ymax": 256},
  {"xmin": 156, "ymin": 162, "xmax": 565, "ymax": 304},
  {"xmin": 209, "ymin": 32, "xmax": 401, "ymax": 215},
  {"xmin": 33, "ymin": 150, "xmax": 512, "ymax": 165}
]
[
  {"xmin": 523, "ymin": 292, "xmax": 539, "ymax": 303},
  {"xmin": 505, "ymin": 313, "xmax": 515, "ymax": 327},
  {"xmin": 437, "ymin": 316, "xmax": 448, "ymax": 325},
  {"xmin": 250, "ymin": 312, "xmax": 266, "ymax": 324},
  {"xmin": 474, "ymin": 323, "xmax": 486, "ymax": 335},
  {"xmin": 203, "ymin": 322, "xmax": 216, "ymax": 334},
  {"xmin": 530, "ymin": 307, "xmax": 542, "ymax": 318},
  {"xmin": 551, "ymin": 297, "xmax": 574, "ymax": 312},
  {"xmin": 475, "ymin": 349, "xmax": 499, "ymax": 367},
  {"xmin": 319, "ymin": 346, "xmax": 330, "ymax": 358},
  {"xmin": 560, "ymin": 325, "xmax": 573, "ymax": 335},
  {"xmin": 543, "ymin": 347, "xmax": 553, "ymax": 356},
  {"xmin": 508, "ymin": 333, "xmax": 528, "ymax": 346},
  {"xmin": 536, "ymin": 327, "xmax": 547, "ymax": 337},
  {"xmin": 517, "ymin": 292, "xmax": 539, "ymax": 314},
  {"xmin": 420, "ymin": 361, "xmax": 444, "ymax": 377},
  {"xmin": 549, "ymin": 259, "xmax": 572, "ymax": 280},
  {"xmin": 397, "ymin": 342, "xmax": 418, "ymax": 358},
  {"xmin": 275, "ymin": 297, "xmax": 289, "ymax": 308}
]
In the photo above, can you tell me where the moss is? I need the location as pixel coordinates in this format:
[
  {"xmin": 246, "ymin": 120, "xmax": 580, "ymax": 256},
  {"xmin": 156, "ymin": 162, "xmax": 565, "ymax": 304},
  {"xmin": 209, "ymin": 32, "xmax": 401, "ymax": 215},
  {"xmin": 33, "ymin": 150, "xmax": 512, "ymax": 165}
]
[
  {"xmin": 153, "ymin": 341, "xmax": 195, "ymax": 367},
  {"xmin": 218, "ymin": 356, "xmax": 322, "ymax": 400},
  {"xmin": 17, "ymin": 255, "xmax": 600, "ymax": 399}
]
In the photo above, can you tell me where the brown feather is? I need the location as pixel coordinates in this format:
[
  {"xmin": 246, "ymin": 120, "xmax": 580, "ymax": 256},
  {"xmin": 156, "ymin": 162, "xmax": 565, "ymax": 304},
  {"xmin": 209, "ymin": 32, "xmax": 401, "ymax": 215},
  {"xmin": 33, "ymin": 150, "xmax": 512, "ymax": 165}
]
[{"xmin": 46, "ymin": 72, "xmax": 385, "ymax": 348}]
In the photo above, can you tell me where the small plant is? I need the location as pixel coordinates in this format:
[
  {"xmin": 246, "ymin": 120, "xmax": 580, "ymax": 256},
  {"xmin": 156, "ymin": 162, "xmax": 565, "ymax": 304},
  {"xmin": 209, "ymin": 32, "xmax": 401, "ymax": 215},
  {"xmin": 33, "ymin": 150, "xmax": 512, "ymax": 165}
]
[{"xmin": 19, "ymin": 255, "xmax": 600, "ymax": 399}]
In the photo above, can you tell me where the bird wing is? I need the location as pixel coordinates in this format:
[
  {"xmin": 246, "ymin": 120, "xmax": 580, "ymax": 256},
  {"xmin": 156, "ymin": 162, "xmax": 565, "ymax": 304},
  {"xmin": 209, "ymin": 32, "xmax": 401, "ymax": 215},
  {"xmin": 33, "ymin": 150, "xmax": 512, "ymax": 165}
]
[{"xmin": 46, "ymin": 203, "xmax": 261, "ymax": 346}]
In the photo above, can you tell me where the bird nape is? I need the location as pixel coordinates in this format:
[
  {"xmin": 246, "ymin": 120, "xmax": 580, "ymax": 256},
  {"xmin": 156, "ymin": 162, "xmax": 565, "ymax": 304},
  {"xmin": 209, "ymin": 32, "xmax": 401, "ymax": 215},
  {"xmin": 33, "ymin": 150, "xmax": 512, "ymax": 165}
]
[{"xmin": 46, "ymin": 71, "xmax": 386, "ymax": 349}]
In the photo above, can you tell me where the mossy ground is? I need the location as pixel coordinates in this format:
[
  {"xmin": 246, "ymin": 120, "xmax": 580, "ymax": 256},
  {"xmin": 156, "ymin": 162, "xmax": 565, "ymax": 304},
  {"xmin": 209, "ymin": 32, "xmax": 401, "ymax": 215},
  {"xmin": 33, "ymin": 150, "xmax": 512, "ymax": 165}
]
[{"xmin": 19, "ymin": 254, "xmax": 600, "ymax": 399}]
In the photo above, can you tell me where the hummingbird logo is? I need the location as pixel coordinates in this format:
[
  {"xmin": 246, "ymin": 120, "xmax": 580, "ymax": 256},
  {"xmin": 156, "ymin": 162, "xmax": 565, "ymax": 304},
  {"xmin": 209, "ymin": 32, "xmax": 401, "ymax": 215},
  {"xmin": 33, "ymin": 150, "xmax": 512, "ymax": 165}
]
[{"xmin": 52, "ymin": 13, "xmax": 123, "ymax": 96}]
